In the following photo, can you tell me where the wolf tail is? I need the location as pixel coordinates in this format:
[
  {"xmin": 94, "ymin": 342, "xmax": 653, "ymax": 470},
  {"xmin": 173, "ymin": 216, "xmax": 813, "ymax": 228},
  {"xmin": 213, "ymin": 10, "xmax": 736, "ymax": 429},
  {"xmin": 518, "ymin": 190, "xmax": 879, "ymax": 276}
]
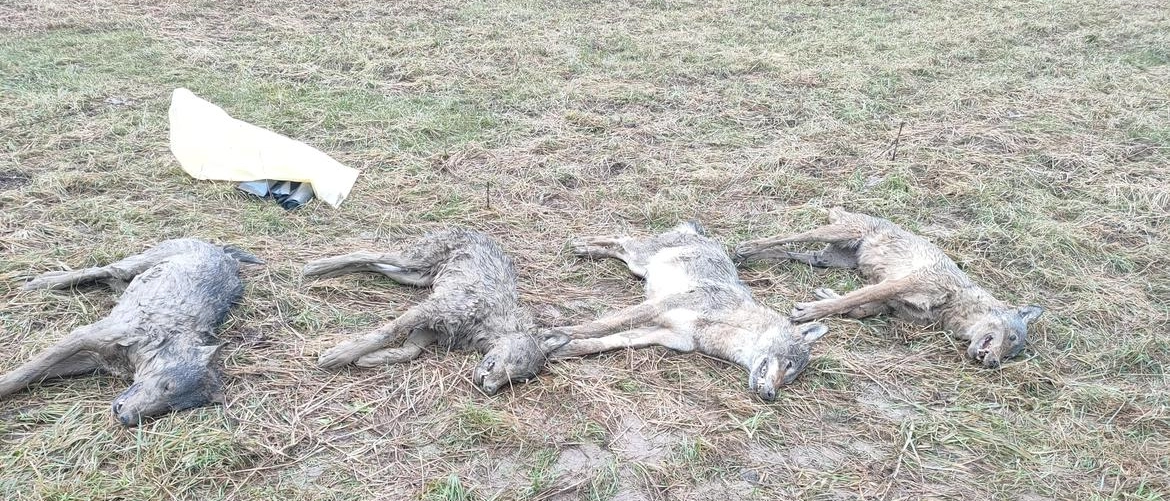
[{"xmin": 222, "ymin": 245, "xmax": 265, "ymax": 265}]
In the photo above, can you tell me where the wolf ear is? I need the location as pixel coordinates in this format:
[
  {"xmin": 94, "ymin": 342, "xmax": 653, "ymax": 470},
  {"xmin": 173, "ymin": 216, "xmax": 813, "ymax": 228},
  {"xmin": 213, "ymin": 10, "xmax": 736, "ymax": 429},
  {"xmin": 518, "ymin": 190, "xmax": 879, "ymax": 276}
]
[
  {"xmin": 798, "ymin": 322, "xmax": 828, "ymax": 344},
  {"xmin": 540, "ymin": 329, "xmax": 571, "ymax": 353},
  {"xmin": 1016, "ymin": 305, "xmax": 1045, "ymax": 325},
  {"xmin": 198, "ymin": 343, "xmax": 226, "ymax": 364}
]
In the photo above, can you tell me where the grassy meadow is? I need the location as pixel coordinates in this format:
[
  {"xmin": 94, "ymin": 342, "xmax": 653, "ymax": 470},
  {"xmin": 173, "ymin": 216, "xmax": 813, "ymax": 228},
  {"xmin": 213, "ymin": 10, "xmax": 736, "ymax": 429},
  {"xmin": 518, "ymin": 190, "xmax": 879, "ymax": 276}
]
[{"xmin": 1, "ymin": 0, "xmax": 1168, "ymax": 499}]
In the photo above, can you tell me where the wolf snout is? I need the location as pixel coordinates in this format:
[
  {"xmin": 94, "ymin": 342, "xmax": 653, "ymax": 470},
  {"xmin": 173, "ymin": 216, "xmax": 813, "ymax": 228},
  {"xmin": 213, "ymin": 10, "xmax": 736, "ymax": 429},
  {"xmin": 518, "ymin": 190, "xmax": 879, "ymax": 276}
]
[
  {"xmin": 474, "ymin": 370, "xmax": 502, "ymax": 395},
  {"xmin": 478, "ymin": 380, "xmax": 501, "ymax": 395},
  {"xmin": 968, "ymin": 334, "xmax": 1005, "ymax": 369},
  {"xmin": 111, "ymin": 400, "xmax": 138, "ymax": 427}
]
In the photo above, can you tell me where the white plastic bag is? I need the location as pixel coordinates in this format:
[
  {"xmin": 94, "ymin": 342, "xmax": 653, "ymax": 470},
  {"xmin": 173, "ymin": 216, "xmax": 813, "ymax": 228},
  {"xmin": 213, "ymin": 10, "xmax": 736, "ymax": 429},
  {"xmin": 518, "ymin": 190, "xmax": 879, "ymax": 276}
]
[{"xmin": 168, "ymin": 88, "xmax": 360, "ymax": 208}]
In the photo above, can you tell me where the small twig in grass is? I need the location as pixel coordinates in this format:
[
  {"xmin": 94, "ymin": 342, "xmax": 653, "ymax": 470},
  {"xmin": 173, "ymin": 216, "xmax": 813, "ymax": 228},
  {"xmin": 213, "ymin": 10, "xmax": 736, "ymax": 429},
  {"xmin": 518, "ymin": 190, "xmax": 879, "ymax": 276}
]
[
  {"xmin": 891, "ymin": 420, "xmax": 915, "ymax": 481},
  {"xmin": 890, "ymin": 121, "xmax": 906, "ymax": 161},
  {"xmin": 486, "ymin": 181, "xmax": 492, "ymax": 210}
]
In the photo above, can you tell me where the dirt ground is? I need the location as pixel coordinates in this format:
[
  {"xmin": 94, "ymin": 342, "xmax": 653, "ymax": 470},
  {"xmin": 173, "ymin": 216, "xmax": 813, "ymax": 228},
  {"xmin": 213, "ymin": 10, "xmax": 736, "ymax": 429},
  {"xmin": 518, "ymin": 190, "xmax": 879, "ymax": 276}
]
[{"xmin": 1, "ymin": 0, "xmax": 1167, "ymax": 499}]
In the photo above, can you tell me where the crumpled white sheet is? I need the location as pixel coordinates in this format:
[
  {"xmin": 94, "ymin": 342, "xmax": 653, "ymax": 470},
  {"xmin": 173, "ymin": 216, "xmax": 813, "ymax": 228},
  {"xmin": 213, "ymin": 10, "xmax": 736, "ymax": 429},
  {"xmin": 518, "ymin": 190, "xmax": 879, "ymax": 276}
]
[{"xmin": 168, "ymin": 88, "xmax": 360, "ymax": 208}]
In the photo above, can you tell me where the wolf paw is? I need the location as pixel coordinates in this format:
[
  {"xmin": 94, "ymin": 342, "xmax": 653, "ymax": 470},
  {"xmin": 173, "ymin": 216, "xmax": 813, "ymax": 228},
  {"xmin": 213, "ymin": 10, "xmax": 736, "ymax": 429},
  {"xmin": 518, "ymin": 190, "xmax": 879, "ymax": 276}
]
[
  {"xmin": 317, "ymin": 339, "xmax": 370, "ymax": 370},
  {"xmin": 791, "ymin": 301, "xmax": 831, "ymax": 323}
]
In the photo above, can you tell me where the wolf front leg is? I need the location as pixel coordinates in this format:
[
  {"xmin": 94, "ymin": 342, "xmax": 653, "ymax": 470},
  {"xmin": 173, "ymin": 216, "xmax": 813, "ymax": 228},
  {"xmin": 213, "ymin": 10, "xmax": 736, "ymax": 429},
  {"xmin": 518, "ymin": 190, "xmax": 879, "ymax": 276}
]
[
  {"xmin": 791, "ymin": 277, "xmax": 916, "ymax": 323},
  {"xmin": 555, "ymin": 300, "xmax": 668, "ymax": 339},
  {"xmin": 550, "ymin": 327, "xmax": 691, "ymax": 359},
  {"xmin": 353, "ymin": 328, "xmax": 439, "ymax": 367},
  {"xmin": 317, "ymin": 307, "xmax": 433, "ymax": 369},
  {"xmin": 0, "ymin": 322, "xmax": 118, "ymax": 398},
  {"xmin": 813, "ymin": 288, "xmax": 891, "ymax": 318}
]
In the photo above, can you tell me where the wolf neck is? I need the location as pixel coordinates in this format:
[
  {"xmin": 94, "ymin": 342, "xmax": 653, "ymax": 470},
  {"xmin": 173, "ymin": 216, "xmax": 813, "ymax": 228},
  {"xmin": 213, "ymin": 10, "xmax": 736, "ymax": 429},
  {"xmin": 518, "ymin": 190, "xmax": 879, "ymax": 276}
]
[
  {"xmin": 128, "ymin": 338, "xmax": 185, "ymax": 377},
  {"xmin": 938, "ymin": 285, "xmax": 1005, "ymax": 338},
  {"xmin": 714, "ymin": 306, "xmax": 785, "ymax": 369}
]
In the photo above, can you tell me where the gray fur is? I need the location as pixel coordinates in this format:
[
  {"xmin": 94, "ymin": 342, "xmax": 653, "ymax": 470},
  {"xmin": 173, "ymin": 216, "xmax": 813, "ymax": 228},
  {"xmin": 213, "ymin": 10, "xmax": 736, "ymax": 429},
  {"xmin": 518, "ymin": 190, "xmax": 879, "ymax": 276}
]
[
  {"xmin": 735, "ymin": 207, "xmax": 1045, "ymax": 368},
  {"xmin": 307, "ymin": 228, "xmax": 568, "ymax": 395},
  {"xmin": 2, "ymin": 239, "xmax": 256, "ymax": 426},
  {"xmin": 550, "ymin": 222, "xmax": 828, "ymax": 400}
]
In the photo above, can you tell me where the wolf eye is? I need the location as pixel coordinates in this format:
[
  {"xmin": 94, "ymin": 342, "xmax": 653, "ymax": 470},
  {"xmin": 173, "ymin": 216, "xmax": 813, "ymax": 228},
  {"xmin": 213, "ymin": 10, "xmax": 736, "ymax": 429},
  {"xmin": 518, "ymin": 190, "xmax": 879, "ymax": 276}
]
[
  {"xmin": 163, "ymin": 381, "xmax": 174, "ymax": 392},
  {"xmin": 1008, "ymin": 335, "xmax": 1018, "ymax": 342}
]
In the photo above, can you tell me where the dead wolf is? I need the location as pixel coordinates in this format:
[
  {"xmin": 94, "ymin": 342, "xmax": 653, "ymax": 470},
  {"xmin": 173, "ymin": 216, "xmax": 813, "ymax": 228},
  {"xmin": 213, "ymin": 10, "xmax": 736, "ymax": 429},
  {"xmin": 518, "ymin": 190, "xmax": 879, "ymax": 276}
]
[
  {"xmin": 735, "ymin": 207, "xmax": 1044, "ymax": 368},
  {"xmin": 549, "ymin": 222, "xmax": 828, "ymax": 400},
  {"xmin": 1, "ymin": 239, "xmax": 261, "ymax": 426},
  {"xmin": 308, "ymin": 228, "xmax": 568, "ymax": 395}
]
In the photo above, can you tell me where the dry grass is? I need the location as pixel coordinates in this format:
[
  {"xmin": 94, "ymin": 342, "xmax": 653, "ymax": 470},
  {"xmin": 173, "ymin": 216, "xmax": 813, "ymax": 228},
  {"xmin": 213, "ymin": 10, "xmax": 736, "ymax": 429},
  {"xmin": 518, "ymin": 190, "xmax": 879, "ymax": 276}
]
[{"xmin": 1, "ymin": 0, "xmax": 1168, "ymax": 499}]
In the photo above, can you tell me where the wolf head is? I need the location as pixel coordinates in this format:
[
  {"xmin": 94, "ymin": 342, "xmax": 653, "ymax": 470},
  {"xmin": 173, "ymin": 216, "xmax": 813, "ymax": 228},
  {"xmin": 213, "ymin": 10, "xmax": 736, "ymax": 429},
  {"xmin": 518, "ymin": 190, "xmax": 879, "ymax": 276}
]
[
  {"xmin": 962, "ymin": 305, "xmax": 1044, "ymax": 368},
  {"xmin": 474, "ymin": 330, "xmax": 569, "ymax": 395},
  {"xmin": 112, "ymin": 344, "xmax": 224, "ymax": 427},
  {"xmin": 746, "ymin": 322, "xmax": 828, "ymax": 400}
]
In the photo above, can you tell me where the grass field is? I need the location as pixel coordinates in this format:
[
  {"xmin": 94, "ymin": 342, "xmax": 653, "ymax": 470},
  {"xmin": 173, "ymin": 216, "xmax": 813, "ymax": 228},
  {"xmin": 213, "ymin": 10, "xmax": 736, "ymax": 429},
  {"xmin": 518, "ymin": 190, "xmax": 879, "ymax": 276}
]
[{"xmin": 1, "ymin": 0, "xmax": 1168, "ymax": 499}]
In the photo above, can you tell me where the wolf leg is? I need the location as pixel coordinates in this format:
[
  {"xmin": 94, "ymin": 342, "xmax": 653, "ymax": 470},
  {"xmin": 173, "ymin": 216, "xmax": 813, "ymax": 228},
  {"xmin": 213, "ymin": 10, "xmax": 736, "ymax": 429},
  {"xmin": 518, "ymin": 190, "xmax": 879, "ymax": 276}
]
[
  {"xmin": 792, "ymin": 278, "xmax": 915, "ymax": 322},
  {"xmin": 735, "ymin": 223, "xmax": 867, "ymax": 262},
  {"xmin": 23, "ymin": 240, "xmax": 204, "ymax": 291},
  {"xmin": 554, "ymin": 300, "xmax": 668, "ymax": 339},
  {"xmin": 765, "ymin": 242, "xmax": 859, "ymax": 269},
  {"xmin": 813, "ymin": 288, "xmax": 891, "ymax": 319},
  {"xmin": 0, "ymin": 322, "xmax": 118, "ymax": 398},
  {"xmin": 569, "ymin": 235, "xmax": 654, "ymax": 278},
  {"xmin": 317, "ymin": 306, "xmax": 433, "ymax": 369},
  {"xmin": 302, "ymin": 250, "xmax": 436, "ymax": 286},
  {"xmin": 354, "ymin": 328, "xmax": 440, "ymax": 367},
  {"xmin": 550, "ymin": 327, "xmax": 689, "ymax": 359},
  {"xmin": 23, "ymin": 268, "xmax": 114, "ymax": 291}
]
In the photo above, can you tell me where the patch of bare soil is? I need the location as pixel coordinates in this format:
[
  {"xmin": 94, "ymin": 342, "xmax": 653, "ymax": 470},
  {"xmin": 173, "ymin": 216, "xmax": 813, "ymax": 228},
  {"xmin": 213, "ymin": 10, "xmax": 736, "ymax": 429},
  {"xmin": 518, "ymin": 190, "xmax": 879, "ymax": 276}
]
[{"xmin": 0, "ymin": 172, "xmax": 30, "ymax": 192}]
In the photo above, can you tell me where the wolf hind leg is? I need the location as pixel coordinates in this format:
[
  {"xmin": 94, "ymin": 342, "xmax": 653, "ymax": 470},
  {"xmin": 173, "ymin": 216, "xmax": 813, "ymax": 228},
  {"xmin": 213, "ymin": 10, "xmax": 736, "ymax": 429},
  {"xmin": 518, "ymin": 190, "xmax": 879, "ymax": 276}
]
[
  {"xmin": 757, "ymin": 242, "xmax": 859, "ymax": 269},
  {"xmin": 569, "ymin": 235, "xmax": 655, "ymax": 278},
  {"xmin": 735, "ymin": 222, "xmax": 866, "ymax": 262},
  {"xmin": 23, "ymin": 239, "xmax": 205, "ymax": 291},
  {"xmin": 23, "ymin": 268, "xmax": 114, "ymax": 291},
  {"xmin": 303, "ymin": 250, "xmax": 437, "ymax": 286}
]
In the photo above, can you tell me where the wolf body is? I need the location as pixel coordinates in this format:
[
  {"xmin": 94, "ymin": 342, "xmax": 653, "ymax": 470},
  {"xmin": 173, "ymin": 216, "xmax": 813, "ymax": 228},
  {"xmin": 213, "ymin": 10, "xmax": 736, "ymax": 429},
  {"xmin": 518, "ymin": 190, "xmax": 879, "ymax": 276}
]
[
  {"xmin": 308, "ymin": 228, "xmax": 567, "ymax": 395},
  {"xmin": 1, "ymin": 239, "xmax": 260, "ymax": 426},
  {"xmin": 735, "ymin": 207, "xmax": 1043, "ymax": 368},
  {"xmin": 551, "ymin": 222, "xmax": 828, "ymax": 400}
]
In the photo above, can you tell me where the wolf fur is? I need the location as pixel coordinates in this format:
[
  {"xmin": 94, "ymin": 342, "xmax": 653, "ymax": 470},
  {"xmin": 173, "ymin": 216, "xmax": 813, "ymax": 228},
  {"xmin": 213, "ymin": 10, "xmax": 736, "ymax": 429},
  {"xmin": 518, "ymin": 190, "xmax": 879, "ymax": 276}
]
[
  {"xmin": 307, "ymin": 228, "xmax": 568, "ymax": 395},
  {"xmin": 550, "ymin": 222, "xmax": 828, "ymax": 400},
  {"xmin": 735, "ymin": 207, "xmax": 1044, "ymax": 368},
  {"xmin": 2, "ymin": 238, "xmax": 260, "ymax": 426}
]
